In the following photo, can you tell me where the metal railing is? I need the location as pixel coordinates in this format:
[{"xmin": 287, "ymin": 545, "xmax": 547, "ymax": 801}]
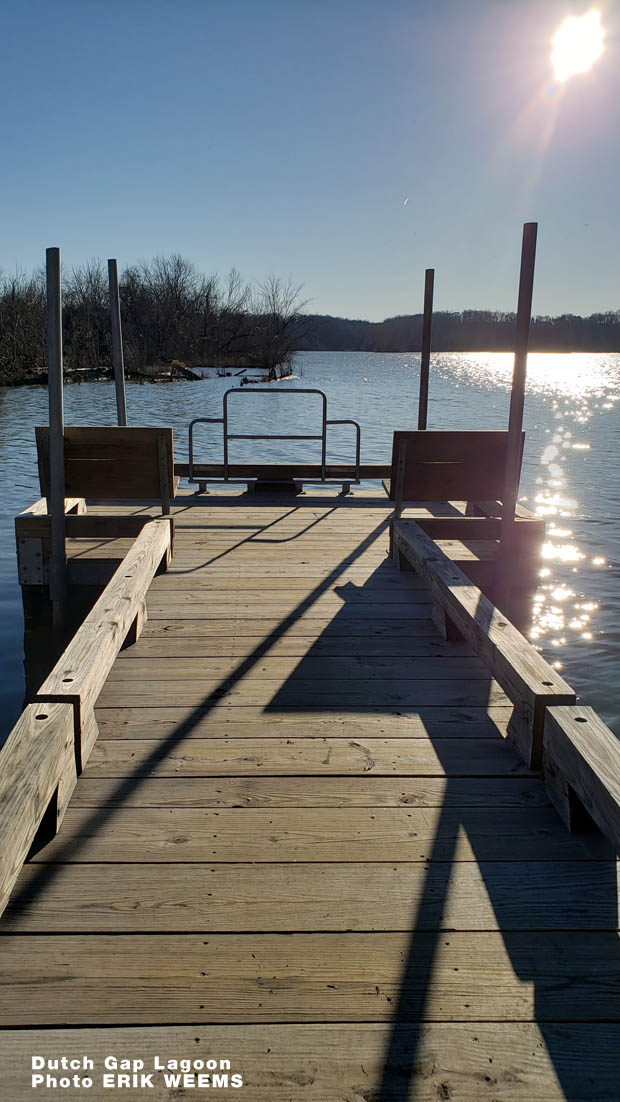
[{"xmin": 188, "ymin": 388, "xmax": 361, "ymax": 485}]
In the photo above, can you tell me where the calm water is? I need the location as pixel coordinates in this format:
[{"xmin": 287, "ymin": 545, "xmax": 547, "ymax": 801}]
[{"xmin": 1, "ymin": 351, "xmax": 618, "ymax": 738}]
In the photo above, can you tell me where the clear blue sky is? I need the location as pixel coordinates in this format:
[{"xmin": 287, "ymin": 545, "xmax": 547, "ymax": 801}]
[{"xmin": 1, "ymin": 0, "xmax": 618, "ymax": 320}]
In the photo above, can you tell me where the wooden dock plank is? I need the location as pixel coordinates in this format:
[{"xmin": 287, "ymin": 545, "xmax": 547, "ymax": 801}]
[
  {"xmin": 94, "ymin": 678, "xmax": 507, "ymax": 708},
  {"xmin": 106, "ymin": 655, "xmax": 491, "ymax": 682},
  {"xmin": 2, "ymin": 932, "xmax": 620, "ymax": 1025},
  {"xmin": 113, "ymin": 634, "xmax": 474, "ymax": 658},
  {"xmin": 65, "ymin": 775, "xmax": 548, "ymax": 811},
  {"xmin": 84, "ymin": 735, "xmax": 532, "ymax": 777},
  {"xmin": 143, "ymin": 600, "xmax": 435, "ymax": 621},
  {"xmin": 93, "ymin": 704, "xmax": 516, "ymax": 739},
  {"xmin": 137, "ymin": 615, "xmax": 441, "ymax": 637},
  {"xmin": 147, "ymin": 569, "xmax": 428, "ymax": 587},
  {"xmin": 68, "ymin": 775, "xmax": 551, "ymax": 808},
  {"xmin": 27, "ymin": 805, "xmax": 596, "ymax": 863},
  {"xmin": 7, "ymin": 860, "xmax": 616, "ymax": 933},
  {"xmin": 3, "ymin": 1022, "xmax": 618, "ymax": 1101}
]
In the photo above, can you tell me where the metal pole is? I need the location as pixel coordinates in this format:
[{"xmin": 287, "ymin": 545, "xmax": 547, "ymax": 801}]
[
  {"xmin": 500, "ymin": 223, "xmax": 538, "ymax": 547},
  {"xmin": 417, "ymin": 268, "xmax": 434, "ymax": 430},
  {"xmin": 108, "ymin": 258, "xmax": 127, "ymax": 426},
  {"xmin": 46, "ymin": 247, "xmax": 67, "ymax": 626}
]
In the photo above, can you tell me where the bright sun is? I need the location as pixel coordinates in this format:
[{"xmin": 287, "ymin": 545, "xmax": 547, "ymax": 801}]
[{"xmin": 551, "ymin": 9, "xmax": 605, "ymax": 82}]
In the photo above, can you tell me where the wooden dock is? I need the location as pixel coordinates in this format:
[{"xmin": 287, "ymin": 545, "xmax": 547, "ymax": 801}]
[{"xmin": 2, "ymin": 487, "xmax": 620, "ymax": 1100}]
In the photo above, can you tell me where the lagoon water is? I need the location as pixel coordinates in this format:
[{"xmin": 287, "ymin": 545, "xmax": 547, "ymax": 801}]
[{"xmin": 1, "ymin": 350, "xmax": 618, "ymax": 739}]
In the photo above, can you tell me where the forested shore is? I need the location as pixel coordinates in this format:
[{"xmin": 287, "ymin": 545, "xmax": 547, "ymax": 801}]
[
  {"xmin": 300, "ymin": 309, "xmax": 620, "ymax": 354},
  {"xmin": 0, "ymin": 256, "xmax": 305, "ymax": 386},
  {"xmin": 1, "ymin": 254, "xmax": 619, "ymax": 387}
]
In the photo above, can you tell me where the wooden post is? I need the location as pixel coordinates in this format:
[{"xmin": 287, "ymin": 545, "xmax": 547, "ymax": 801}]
[
  {"xmin": 108, "ymin": 258, "xmax": 127, "ymax": 427},
  {"xmin": 46, "ymin": 247, "xmax": 67, "ymax": 627},
  {"xmin": 417, "ymin": 268, "xmax": 434, "ymax": 430},
  {"xmin": 498, "ymin": 223, "xmax": 538, "ymax": 604}
]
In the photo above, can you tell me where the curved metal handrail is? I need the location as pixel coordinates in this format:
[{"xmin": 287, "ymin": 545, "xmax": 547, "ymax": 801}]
[{"xmin": 188, "ymin": 388, "xmax": 361, "ymax": 485}]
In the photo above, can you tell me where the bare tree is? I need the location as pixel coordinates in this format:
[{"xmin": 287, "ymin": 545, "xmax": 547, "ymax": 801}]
[
  {"xmin": 249, "ymin": 276, "xmax": 309, "ymax": 375},
  {"xmin": 0, "ymin": 254, "xmax": 314, "ymax": 384},
  {"xmin": 0, "ymin": 267, "xmax": 46, "ymax": 384},
  {"xmin": 63, "ymin": 259, "xmax": 109, "ymax": 370}
]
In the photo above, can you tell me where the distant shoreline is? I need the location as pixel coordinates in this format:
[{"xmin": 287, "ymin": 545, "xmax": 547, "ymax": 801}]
[
  {"xmin": 5, "ymin": 347, "xmax": 620, "ymax": 389},
  {"xmin": 298, "ymin": 310, "xmax": 620, "ymax": 356},
  {"xmin": 295, "ymin": 345, "xmax": 620, "ymax": 354}
]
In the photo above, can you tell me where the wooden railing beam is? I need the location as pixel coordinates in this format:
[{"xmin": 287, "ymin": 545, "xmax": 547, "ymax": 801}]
[
  {"xmin": 0, "ymin": 703, "xmax": 76, "ymax": 916},
  {"xmin": 34, "ymin": 517, "xmax": 172, "ymax": 771},
  {"xmin": 544, "ymin": 706, "xmax": 620, "ymax": 852},
  {"xmin": 392, "ymin": 519, "xmax": 575, "ymax": 767}
]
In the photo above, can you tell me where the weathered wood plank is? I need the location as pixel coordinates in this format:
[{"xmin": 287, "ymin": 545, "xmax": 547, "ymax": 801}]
[
  {"xmin": 143, "ymin": 598, "xmax": 433, "ymax": 620},
  {"xmin": 93, "ymin": 704, "xmax": 515, "ymax": 739},
  {"xmin": 138, "ymin": 616, "xmax": 440, "ymax": 638},
  {"xmin": 29, "ymin": 806, "xmax": 594, "ymax": 862},
  {"xmin": 145, "ymin": 590, "xmax": 432, "ymax": 610},
  {"xmin": 148, "ymin": 574, "xmax": 429, "ymax": 592},
  {"xmin": 165, "ymin": 553, "xmax": 390, "ymax": 569},
  {"xmin": 3, "ymin": 1022, "xmax": 617, "ymax": 1102},
  {"xmin": 65, "ymin": 537, "xmax": 134, "ymax": 559},
  {"xmin": 94, "ymin": 677, "xmax": 507, "ymax": 708},
  {"xmin": 176, "ymin": 461, "xmax": 392, "ymax": 479},
  {"xmin": 415, "ymin": 514, "xmax": 545, "ymax": 542},
  {"xmin": 34, "ymin": 518, "xmax": 172, "ymax": 770},
  {"xmin": 18, "ymin": 514, "xmax": 154, "ymax": 542},
  {"xmin": 393, "ymin": 519, "xmax": 575, "ymax": 766},
  {"xmin": 159, "ymin": 568, "xmax": 420, "ymax": 582},
  {"xmin": 116, "ymin": 635, "xmax": 473, "ymax": 659},
  {"xmin": 389, "ymin": 429, "xmax": 523, "ymax": 501},
  {"xmin": 36, "ymin": 426, "xmax": 176, "ymax": 500},
  {"xmin": 5, "ymin": 861, "xmax": 617, "ymax": 934},
  {"xmin": 0, "ymin": 703, "xmax": 75, "ymax": 916},
  {"xmin": 161, "ymin": 571, "xmax": 417, "ymax": 587},
  {"xmin": 106, "ymin": 656, "xmax": 490, "ymax": 682},
  {"xmin": 1, "ymin": 931, "xmax": 619, "ymax": 1024},
  {"xmin": 544, "ymin": 706, "xmax": 620, "ymax": 851},
  {"xmin": 68, "ymin": 775, "xmax": 551, "ymax": 808},
  {"xmin": 18, "ymin": 496, "xmax": 86, "ymax": 517},
  {"xmin": 170, "ymin": 525, "xmax": 389, "ymax": 537},
  {"xmin": 84, "ymin": 735, "xmax": 530, "ymax": 778}
]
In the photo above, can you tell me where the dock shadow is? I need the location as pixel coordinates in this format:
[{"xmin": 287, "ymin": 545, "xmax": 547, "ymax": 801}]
[
  {"xmin": 6, "ymin": 505, "xmax": 619, "ymax": 1098},
  {"xmin": 262, "ymin": 568, "xmax": 620, "ymax": 1101}
]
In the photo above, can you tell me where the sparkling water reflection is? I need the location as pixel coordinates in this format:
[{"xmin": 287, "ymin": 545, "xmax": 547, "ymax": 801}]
[{"xmin": 0, "ymin": 350, "xmax": 618, "ymax": 738}]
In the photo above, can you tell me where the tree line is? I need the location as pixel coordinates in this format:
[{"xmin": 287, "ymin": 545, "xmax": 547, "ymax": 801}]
[
  {"xmin": 0, "ymin": 256, "xmax": 306, "ymax": 386},
  {"xmin": 299, "ymin": 309, "xmax": 620, "ymax": 353},
  {"xmin": 2, "ymin": 258, "xmax": 620, "ymax": 388}
]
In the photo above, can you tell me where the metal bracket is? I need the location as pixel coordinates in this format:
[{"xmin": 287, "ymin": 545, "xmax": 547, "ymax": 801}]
[{"xmin": 17, "ymin": 537, "xmax": 46, "ymax": 585}]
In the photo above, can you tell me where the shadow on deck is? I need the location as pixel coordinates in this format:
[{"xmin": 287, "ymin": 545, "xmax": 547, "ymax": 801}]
[{"xmin": 4, "ymin": 497, "xmax": 620, "ymax": 1100}]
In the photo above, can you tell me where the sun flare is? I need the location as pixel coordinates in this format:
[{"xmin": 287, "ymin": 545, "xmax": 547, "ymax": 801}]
[{"xmin": 552, "ymin": 10, "xmax": 605, "ymax": 82}]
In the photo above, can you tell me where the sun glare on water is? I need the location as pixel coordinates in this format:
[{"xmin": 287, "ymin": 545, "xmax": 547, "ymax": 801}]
[{"xmin": 552, "ymin": 10, "xmax": 605, "ymax": 82}]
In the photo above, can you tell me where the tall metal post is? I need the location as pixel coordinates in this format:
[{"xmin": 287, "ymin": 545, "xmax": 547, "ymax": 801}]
[
  {"xmin": 497, "ymin": 223, "xmax": 538, "ymax": 619},
  {"xmin": 501, "ymin": 223, "xmax": 538, "ymax": 540},
  {"xmin": 108, "ymin": 258, "xmax": 127, "ymax": 426},
  {"xmin": 417, "ymin": 268, "xmax": 434, "ymax": 429},
  {"xmin": 46, "ymin": 247, "xmax": 67, "ymax": 626}
]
